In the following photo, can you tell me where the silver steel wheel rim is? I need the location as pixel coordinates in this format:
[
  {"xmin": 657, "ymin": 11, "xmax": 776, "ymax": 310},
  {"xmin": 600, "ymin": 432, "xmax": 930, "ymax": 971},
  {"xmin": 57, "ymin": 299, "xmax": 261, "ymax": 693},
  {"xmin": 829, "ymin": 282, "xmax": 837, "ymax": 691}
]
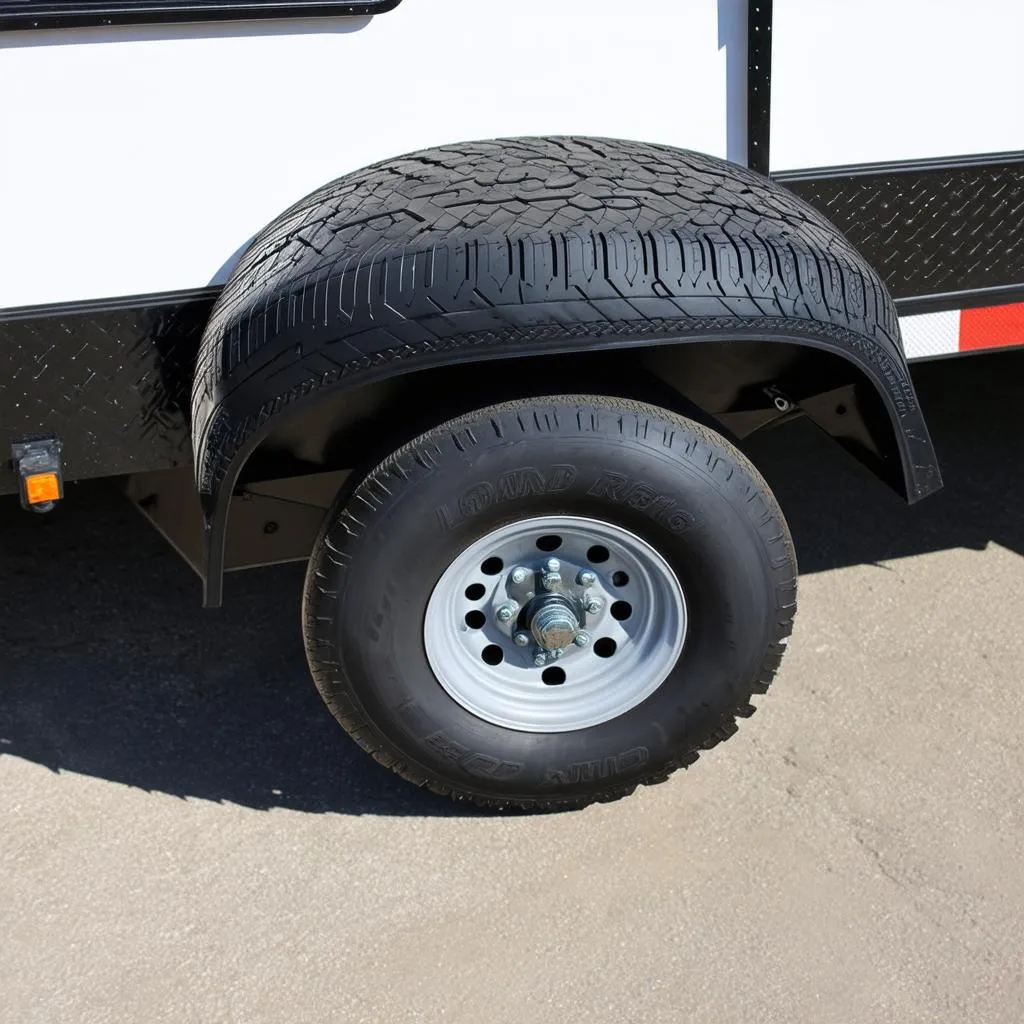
[{"xmin": 424, "ymin": 515, "xmax": 687, "ymax": 733}]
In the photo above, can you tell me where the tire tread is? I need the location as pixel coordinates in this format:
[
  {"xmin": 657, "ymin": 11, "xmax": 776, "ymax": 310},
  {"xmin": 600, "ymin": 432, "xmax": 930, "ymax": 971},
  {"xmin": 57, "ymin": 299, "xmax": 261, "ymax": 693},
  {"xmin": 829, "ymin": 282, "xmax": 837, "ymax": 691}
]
[{"xmin": 192, "ymin": 137, "xmax": 906, "ymax": 498}]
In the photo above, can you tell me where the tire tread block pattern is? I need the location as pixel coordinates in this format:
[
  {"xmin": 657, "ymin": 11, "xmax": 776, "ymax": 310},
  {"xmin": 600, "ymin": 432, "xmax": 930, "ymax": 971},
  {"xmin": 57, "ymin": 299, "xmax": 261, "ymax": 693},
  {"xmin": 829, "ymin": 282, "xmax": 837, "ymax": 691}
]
[{"xmin": 192, "ymin": 137, "xmax": 939, "ymax": 517}]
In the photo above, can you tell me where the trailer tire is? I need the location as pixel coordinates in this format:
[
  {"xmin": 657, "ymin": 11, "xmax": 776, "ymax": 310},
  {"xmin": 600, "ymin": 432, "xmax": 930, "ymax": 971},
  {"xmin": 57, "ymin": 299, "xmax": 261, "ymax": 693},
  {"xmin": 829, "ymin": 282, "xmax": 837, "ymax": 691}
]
[
  {"xmin": 194, "ymin": 140, "xmax": 940, "ymax": 613},
  {"xmin": 302, "ymin": 395, "xmax": 796, "ymax": 810}
]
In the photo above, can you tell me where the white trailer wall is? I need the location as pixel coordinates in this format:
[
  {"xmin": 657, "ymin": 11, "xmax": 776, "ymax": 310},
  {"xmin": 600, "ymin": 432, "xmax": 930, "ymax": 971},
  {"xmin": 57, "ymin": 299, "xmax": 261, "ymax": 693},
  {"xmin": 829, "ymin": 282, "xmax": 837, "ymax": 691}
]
[
  {"xmin": 771, "ymin": 0, "xmax": 1024, "ymax": 170},
  {"xmin": 0, "ymin": 0, "xmax": 738, "ymax": 309}
]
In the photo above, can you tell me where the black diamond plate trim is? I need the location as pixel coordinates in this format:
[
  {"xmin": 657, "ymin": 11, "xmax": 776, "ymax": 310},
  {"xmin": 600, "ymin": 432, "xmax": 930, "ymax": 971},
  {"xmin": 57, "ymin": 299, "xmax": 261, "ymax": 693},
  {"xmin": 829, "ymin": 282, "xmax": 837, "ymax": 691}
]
[
  {"xmin": 0, "ymin": 291, "xmax": 216, "ymax": 496},
  {"xmin": 776, "ymin": 153, "xmax": 1024, "ymax": 302}
]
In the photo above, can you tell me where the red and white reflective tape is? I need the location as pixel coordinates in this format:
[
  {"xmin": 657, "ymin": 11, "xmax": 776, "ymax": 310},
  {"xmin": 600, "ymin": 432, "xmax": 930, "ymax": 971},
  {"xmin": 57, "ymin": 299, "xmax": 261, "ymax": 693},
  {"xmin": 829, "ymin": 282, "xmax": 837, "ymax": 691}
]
[{"xmin": 900, "ymin": 302, "xmax": 1024, "ymax": 359}]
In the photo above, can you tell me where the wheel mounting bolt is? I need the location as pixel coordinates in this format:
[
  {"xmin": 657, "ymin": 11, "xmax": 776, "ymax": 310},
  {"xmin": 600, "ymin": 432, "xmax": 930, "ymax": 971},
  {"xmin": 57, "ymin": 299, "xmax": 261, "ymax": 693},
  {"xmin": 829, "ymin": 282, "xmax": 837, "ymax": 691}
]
[
  {"xmin": 514, "ymin": 631, "xmax": 531, "ymax": 647},
  {"xmin": 577, "ymin": 570, "xmax": 597, "ymax": 587},
  {"xmin": 586, "ymin": 599, "xmax": 602, "ymax": 614},
  {"xmin": 533, "ymin": 652, "xmax": 548, "ymax": 667},
  {"xmin": 541, "ymin": 574, "xmax": 560, "ymax": 592},
  {"xmin": 510, "ymin": 567, "xmax": 530, "ymax": 585},
  {"xmin": 574, "ymin": 632, "xmax": 591, "ymax": 648},
  {"xmin": 550, "ymin": 648, "xmax": 563, "ymax": 660},
  {"xmin": 545, "ymin": 558, "xmax": 561, "ymax": 574},
  {"xmin": 496, "ymin": 603, "xmax": 517, "ymax": 623}
]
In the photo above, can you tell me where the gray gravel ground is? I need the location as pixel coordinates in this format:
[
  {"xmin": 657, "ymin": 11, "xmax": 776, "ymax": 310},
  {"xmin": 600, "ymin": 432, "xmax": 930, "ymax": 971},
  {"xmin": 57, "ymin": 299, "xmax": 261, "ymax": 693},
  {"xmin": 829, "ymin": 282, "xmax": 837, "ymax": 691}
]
[{"xmin": 2, "ymin": 350, "xmax": 1023, "ymax": 1023}]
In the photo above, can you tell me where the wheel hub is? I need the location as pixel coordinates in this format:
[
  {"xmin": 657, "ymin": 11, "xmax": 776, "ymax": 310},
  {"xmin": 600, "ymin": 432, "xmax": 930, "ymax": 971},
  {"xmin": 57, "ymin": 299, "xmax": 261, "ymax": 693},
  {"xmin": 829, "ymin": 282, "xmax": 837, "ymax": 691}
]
[
  {"xmin": 526, "ymin": 594, "xmax": 582, "ymax": 651},
  {"xmin": 423, "ymin": 515, "xmax": 687, "ymax": 733}
]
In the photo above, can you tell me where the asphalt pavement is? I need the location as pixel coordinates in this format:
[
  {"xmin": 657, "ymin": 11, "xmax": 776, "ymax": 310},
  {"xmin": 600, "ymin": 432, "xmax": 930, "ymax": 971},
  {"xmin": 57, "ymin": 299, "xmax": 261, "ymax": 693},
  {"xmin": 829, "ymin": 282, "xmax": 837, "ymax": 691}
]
[{"xmin": 2, "ymin": 349, "xmax": 1023, "ymax": 1023}]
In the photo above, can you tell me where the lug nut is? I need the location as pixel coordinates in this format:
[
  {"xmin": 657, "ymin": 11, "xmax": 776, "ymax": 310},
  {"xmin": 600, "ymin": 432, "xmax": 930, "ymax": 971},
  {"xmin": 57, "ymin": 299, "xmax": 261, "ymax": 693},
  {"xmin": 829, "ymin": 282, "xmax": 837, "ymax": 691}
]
[
  {"xmin": 533, "ymin": 652, "xmax": 548, "ymax": 667},
  {"xmin": 510, "ymin": 567, "xmax": 529, "ymax": 585},
  {"xmin": 574, "ymin": 632, "xmax": 591, "ymax": 647},
  {"xmin": 496, "ymin": 603, "xmax": 517, "ymax": 623},
  {"xmin": 586, "ymin": 599, "xmax": 602, "ymax": 615},
  {"xmin": 513, "ymin": 632, "xmax": 531, "ymax": 647},
  {"xmin": 541, "ymin": 574, "xmax": 560, "ymax": 592},
  {"xmin": 577, "ymin": 570, "xmax": 597, "ymax": 587},
  {"xmin": 545, "ymin": 558, "xmax": 561, "ymax": 574},
  {"xmin": 550, "ymin": 648, "xmax": 563, "ymax": 660}
]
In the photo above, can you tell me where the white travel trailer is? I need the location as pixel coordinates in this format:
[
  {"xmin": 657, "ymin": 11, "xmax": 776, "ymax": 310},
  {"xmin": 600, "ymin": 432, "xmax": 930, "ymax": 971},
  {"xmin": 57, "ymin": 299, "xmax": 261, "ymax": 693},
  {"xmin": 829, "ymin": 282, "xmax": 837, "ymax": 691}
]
[{"xmin": 2, "ymin": 0, "xmax": 1021, "ymax": 808}]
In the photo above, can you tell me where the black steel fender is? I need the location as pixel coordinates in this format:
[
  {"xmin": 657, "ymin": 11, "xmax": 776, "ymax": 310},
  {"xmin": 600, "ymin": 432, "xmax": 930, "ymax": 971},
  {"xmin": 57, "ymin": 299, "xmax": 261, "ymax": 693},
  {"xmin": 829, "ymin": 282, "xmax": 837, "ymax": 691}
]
[{"xmin": 191, "ymin": 137, "xmax": 941, "ymax": 606}]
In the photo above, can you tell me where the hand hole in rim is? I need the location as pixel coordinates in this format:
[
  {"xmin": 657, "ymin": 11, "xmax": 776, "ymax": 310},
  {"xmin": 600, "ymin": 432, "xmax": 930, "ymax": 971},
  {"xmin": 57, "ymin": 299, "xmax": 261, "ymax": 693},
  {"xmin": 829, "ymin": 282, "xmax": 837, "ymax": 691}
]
[
  {"xmin": 542, "ymin": 666, "xmax": 566, "ymax": 685},
  {"xmin": 464, "ymin": 610, "xmax": 486, "ymax": 629},
  {"xmin": 480, "ymin": 557, "xmax": 504, "ymax": 576},
  {"xmin": 593, "ymin": 637, "xmax": 618, "ymax": 658},
  {"xmin": 536, "ymin": 535, "xmax": 562, "ymax": 552},
  {"xmin": 611, "ymin": 571, "xmax": 629, "ymax": 587},
  {"xmin": 587, "ymin": 545, "xmax": 610, "ymax": 564},
  {"xmin": 465, "ymin": 583, "xmax": 487, "ymax": 601},
  {"xmin": 610, "ymin": 601, "xmax": 632, "ymax": 621},
  {"xmin": 481, "ymin": 645, "xmax": 504, "ymax": 665}
]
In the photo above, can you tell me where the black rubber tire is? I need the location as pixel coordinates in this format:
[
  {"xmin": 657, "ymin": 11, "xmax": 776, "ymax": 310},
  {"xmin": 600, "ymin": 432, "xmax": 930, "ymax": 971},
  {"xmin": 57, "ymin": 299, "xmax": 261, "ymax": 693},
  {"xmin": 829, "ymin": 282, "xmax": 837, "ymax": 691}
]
[
  {"xmin": 193, "ymin": 137, "xmax": 941, "ymax": 520},
  {"xmin": 303, "ymin": 395, "xmax": 797, "ymax": 811}
]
